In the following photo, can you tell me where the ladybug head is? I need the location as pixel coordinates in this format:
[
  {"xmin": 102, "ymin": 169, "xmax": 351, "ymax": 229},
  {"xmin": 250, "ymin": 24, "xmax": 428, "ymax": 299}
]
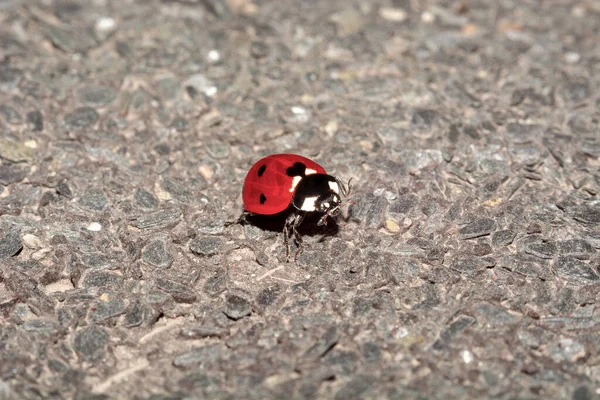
[
  {"xmin": 315, "ymin": 192, "xmax": 342, "ymax": 215},
  {"xmin": 315, "ymin": 191, "xmax": 342, "ymax": 227}
]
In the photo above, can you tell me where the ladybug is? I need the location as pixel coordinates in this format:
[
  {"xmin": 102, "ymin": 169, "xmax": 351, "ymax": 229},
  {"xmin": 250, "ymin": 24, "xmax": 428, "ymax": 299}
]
[{"xmin": 228, "ymin": 154, "xmax": 351, "ymax": 261}]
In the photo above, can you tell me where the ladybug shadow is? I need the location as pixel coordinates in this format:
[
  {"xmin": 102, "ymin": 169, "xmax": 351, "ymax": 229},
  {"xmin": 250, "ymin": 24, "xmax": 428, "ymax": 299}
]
[{"xmin": 246, "ymin": 205, "xmax": 339, "ymax": 240}]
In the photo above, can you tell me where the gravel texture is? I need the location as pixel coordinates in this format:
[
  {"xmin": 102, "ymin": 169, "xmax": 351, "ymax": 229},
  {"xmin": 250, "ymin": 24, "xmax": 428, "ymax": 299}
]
[{"xmin": 1, "ymin": 0, "xmax": 599, "ymax": 399}]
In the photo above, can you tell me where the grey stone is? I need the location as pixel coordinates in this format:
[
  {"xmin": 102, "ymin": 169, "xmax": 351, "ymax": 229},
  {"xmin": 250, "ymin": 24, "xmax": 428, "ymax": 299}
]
[
  {"xmin": 45, "ymin": 24, "xmax": 97, "ymax": 53},
  {"xmin": 0, "ymin": 379, "xmax": 18, "ymax": 400},
  {"xmin": 572, "ymin": 386, "xmax": 594, "ymax": 400},
  {"xmin": 433, "ymin": 315, "xmax": 477, "ymax": 350},
  {"xmin": 73, "ymin": 325, "xmax": 107, "ymax": 362},
  {"xmin": 203, "ymin": 270, "xmax": 227, "ymax": 297},
  {"xmin": 0, "ymin": 139, "xmax": 34, "ymax": 162},
  {"xmin": 574, "ymin": 283, "xmax": 600, "ymax": 305},
  {"xmin": 64, "ymin": 107, "xmax": 99, "ymax": 130},
  {"xmin": 473, "ymin": 303, "xmax": 520, "ymax": 325},
  {"xmin": 224, "ymin": 295, "xmax": 252, "ymax": 320},
  {"xmin": 173, "ymin": 344, "xmax": 226, "ymax": 368},
  {"xmin": 558, "ymin": 239, "xmax": 596, "ymax": 259},
  {"xmin": 362, "ymin": 342, "xmax": 381, "ymax": 363},
  {"xmin": 155, "ymin": 278, "xmax": 197, "ymax": 303},
  {"xmin": 255, "ymin": 284, "xmax": 283, "ymax": 308},
  {"xmin": 124, "ymin": 299, "xmax": 146, "ymax": 328},
  {"xmin": 89, "ymin": 299, "xmax": 127, "ymax": 323},
  {"xmin": 26, "ymin": 110, "xmax": 44, "ymax": 131},
  {"xmin": 555, "ymin": 256, "xmax": 599, "ymax": 283},
  {"xmin": 82, "ymin": 253, "xmax": 111, "ymax": 268},
  {"xmin": 565, "ymin": 78, "xmax": 590, "ymax": 102},
  {"xmin": 504, "ymin": 122, "xmax": 543, "ymax": 144},
  {"xmin": 156, "ymin": 77, "xmax": 181, "ymax": 100},
  {"xmin": 459, "ymin": 218, "xmax": 496, "ymax": 239},
  {"xmin": 180, "ymin": 325, "xmax": 228, "ymax": 339},
  {"xmin": 132, "ymin": 208, "xmax": 181, "ymax": 230},
  {"xmin": 9, "ymin": 303, "xmax": 36, "ymax": 324},
  {"xmin": 142, "ymin": 240, "xmax": 173, "ymax": 268},
  {"xmin": 77, "ymin": 85, "xmax": 117, "ymax": 106},
  {"xmin": 189, "ymin": 236, "xmax": 224, "ymax": 257},
  {"xmin": 0, "ymin": 228, "xmax": 22, "ymax": 259},
  {"xmin": 0, "ymin": 164, "xmax": 29, "ymax": 185},
  {"xmin": 565, "ymin": 205, "xmax": 600, "ymax": 226},
  {"xmin": 300, "ymin": 326, "xmax": 339, "ymax": 363},
  {"xmin": 387, "ymin": 193, "xmax": 418, "ymax": 216},
  {"xmin": 0, "ymin": 65, "xmax": 21, "ymax": 85},
  {"xmin": 411, "ymin": 108, "xmax": 437, "ymax": 126},
  {"xmin": 205, "ymin": 139, "xmax": 230, "ymax": 159},
  {"xmin": 0, "ymin": 105, "xmax": 22, "ymax": 124},
  {"xmin": 250, "ymin": 41, "xmax": 269, "ymax": 58},
  {"xmin": 547, "ymin": 337, "xmax": 586, "ymax": 363},
  {"xmin": 22, "ymin": 319, "xmax": 59, "ymax": 334},
  {"xmin": 56, "ymin": 179, "xmax": 73, "ymax": 197},
  {"xmin": 79, "ymin": 189, "xmax": 108, "ymax": 211},
  {"xmin": 452, "ymin": 257, "xmax": 495, "ymax": 275},
  {"xmin": 160, "ymin": 179, "xmax": 192, "ymax": 203},
  {"xmin": 524, "ymin": 240, "xmax": 557, "ymax": 259},
  {"xmin": 491, "ymin": 229, "xmax": 517, "ymax": 247},
  {"xmin": 334, "ymin": 375, "xmax": 373, "ymax": 400},
  {"xmin": 170, "ymin": 116, "xmax": 188, "ymax": 132},
  {"xmin": 82, "ymin": 271, "xmax": 124, "ymax": 289}
]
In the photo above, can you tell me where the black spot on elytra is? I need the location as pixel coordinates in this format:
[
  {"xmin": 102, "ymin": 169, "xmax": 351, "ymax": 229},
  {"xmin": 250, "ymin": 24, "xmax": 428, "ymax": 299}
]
[
  {"xmin": 260, "ymin": 193, "xmax": 267, "ymax": 204},
  {"xmin": 257, "ymin": 164, "xmax": 267, "ymax": 177},
  {"xmin": 286, "ymin": 162, "xmax": 307, "ymax": 178}
]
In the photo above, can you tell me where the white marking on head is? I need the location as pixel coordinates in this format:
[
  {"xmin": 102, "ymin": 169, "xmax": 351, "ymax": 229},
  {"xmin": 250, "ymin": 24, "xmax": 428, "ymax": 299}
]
[
  {"xmin": 300, "ymin": 196, "xmax": 318, "ymax": 211},
  {"xmin": 305, "ymin": 168, "xmax": 317, "ymax": 175},
  {"xmin": 289, "ymin": 176, "xmax": 302, "ymax": 192},
  {"xmin": 328, "ymin": 181, "xmax": 339, "ymax": 194},
  {"xmin": 323, "ymin": 202, "xmax": 330, "ymax": 209}
]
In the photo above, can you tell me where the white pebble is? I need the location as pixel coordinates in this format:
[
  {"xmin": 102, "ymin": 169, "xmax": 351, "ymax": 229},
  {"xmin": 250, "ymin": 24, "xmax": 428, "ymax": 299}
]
[
  {"xmin": 32, "ymin": 248, "xmax": 51, "ymax": 260},
  {"xmin": 96, "ymin": 17, "xmax": 116, "ymax": 32},
  {"xmin": 291, "ymin": 106, "xmax": 309, "ymax": 122},
  {"xmin": 421, "ymin": 11, "xmax": 435, "ymax": 23},
  {"xmin": 461, "ymin": 350, "xmax": 474, "ymax": 364},
  {"xmin": 565, "ymin": 51, "xmax": 580, "ymax": 64},
  {"xmin": 207, "ymin": 50, "xmax": 221, "ymax": 62},
  {"xmin": 22, "ymin": 234, "xmax": 43, "ymax": 249},
  {"xmin": 204, "ymin": 86, "xmax": 218, "ymax": 97},
  {"xmin": 291, "ymin": 106, "xmax": 307, "ymax": 115},
  {"xmin": 87, "ymin": 222, "xmax": 102, "ymax": 231},
  {"xmin": 379, "ymin": 7, "xmax": 407, "ymax": 22}
]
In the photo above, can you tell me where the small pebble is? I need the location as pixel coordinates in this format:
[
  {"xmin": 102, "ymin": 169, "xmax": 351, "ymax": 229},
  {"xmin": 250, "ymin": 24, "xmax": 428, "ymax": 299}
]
[
  {"xmin": 565, "ymin": 52, "xmax": 580, "ymax": 64},
  {"xmin": 95, "ymin": 17, "xmax": 116, "ymax": 32},
  {"xmin": 87, "ymin": 222, "xmax": 102, "ymax": 231},
  {"xmin": 207, "ymin": 50, "xmax": 221, "ymax": 62},
  {"xmin": 24, "ymin": 140, "xmax": 38, "ymax": 149},
  {"xmin": 461, "ymin": 350, "xmax": 474, "ymax": 364},
  {"xmin": 379, "ymin": 7, "xmax": 407, "ymax": 22},
  {"xmin": 22, "ymin": 234, "xmax": 43, "ymax": 249},
  {"xmin": 385, "ymin": 219, "xmax": 400, "ymax": 233},
  {"xmin": 421, "ymin": 11, "xmax": 435, "ymax": 23},
  {"xmin": 291, "ymin": 106, "xmax": 309, "ymax": 122}
]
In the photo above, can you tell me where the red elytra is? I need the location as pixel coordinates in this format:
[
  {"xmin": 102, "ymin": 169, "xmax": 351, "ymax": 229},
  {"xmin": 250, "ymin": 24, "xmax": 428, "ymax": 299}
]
[{"xmin": 242, "ymin": 154, "xmax": 327, "ymax": 215}]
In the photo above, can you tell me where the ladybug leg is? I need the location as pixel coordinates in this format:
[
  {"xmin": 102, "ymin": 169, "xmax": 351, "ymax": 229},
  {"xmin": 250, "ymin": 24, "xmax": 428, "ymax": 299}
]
[
  {"xmin": 291, "ymin": 212, "xmax": 306, "ymax": 262},
  {"xmin": 224, "ymin": 211, "xmax": 252, "ymax": 227},
  {"xmin": 336, "ymin": 177, "xmax": 353, "ymax": 198},
  {"xmin": 283, "ymin": 212, "xmax": 305, "ymax": 262},
  {"xmin": 283, "ymin": 213, "xmax": 295, "ymax": 261}
]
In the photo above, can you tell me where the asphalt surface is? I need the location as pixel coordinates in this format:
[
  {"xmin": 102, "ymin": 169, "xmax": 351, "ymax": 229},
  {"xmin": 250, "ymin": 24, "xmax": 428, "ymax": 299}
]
[{"xmin": 1, "ymin": 0, "xmax": 599, "ymax": 399}]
